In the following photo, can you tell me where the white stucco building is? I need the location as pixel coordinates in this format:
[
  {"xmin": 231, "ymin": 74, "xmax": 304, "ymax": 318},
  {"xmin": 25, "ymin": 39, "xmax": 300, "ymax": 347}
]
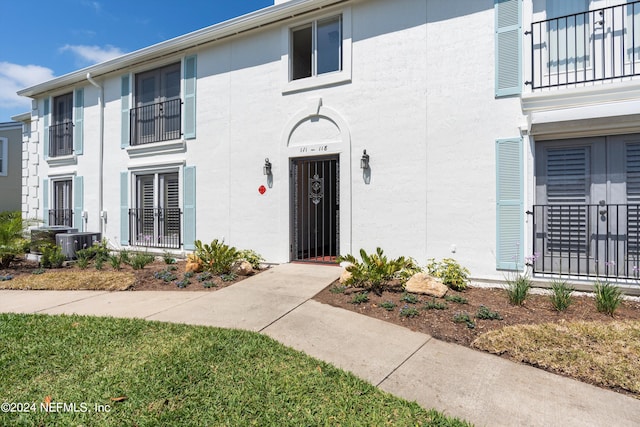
[{"xmin": 16, "ymin": 0, "xmax": 640, "ymax": 283}]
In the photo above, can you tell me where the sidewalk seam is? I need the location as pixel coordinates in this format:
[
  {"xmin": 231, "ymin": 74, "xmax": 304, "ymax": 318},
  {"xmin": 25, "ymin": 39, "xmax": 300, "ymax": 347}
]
[
  {"xmin": 33, "ymin": 291, "xmax": 111, "ymax": 313},
  {"xmin": 142, "ymin": 292, "xmax": 212, "ymax": 320},
  {"xmin": 258, "ymin": 296, "xmax": 315, "ymax": 333},
  {"xmin": 375, "ymin": 335, "xmax": 433, "ymax": 388}
]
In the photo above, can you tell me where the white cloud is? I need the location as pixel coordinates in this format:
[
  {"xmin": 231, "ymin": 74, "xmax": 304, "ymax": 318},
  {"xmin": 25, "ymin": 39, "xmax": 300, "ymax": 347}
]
[
  {"xmin": 60, "ymin": 44, "xmax": 125, "ymax": 65},
  {"xmin": 0, "ymin": 62, "xmax": 55, "ymax": 109},
  {"xmin": 82, "ymin": 1, "xmax": 102, "ymax": 13}
]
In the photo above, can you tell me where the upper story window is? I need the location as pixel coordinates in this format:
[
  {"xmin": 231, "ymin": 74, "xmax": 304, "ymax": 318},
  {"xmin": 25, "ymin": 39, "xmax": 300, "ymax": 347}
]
[
  {"xmin": 0, "ymin": 137, "xmax": 7, "ymax": 176},
  {"xmin": 49, "ymin": 93, "xmax": 74, "ymax": 157},
  {"xmin": 291, "ymin": 15, "xmax": 342, "ymax": 81},
  {"xmin": 130, "ymin": 62, "xmax": 182, "ymax": 146}
]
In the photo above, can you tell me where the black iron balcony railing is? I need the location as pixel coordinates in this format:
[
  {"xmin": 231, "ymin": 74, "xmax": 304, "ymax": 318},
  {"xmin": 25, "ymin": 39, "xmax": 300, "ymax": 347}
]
[
  {"xmin": 531, "ymin": 204, "xmax": 640, "ymax": 280},
  {"xmin": 129, "ymin": 208, "xmax": 182, "ymax": 249},
  {"xmin": 48, "ymin": 209, "xmax": 73, "ymax": 227},
  {"xmin": 527, "ymin": 1, "xmax": 640, "ymax": 89},
  {"xmin": 130, "ymin": 99, "xmax": 182, "ymax": 146},
  {"xmin": 49, "ymin": 122, "xmax": 74, "ymax": 157}
]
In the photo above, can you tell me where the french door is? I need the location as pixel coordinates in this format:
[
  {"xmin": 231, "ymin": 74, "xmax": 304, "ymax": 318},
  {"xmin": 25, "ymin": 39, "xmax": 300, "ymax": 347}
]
[
  {"xmin": 534, "ymin": 134, "xmax": 640, "ymax": 277},
  {"xmin": 133, "ymin": 63, "xmax": 181, "ymax": 144},
  {"xmin": 51, "ymin": 93, "xmax": 73, "ymax": 156},
  {"xmin": 51, "ymin": 179, "xmax": 72, "ymax": 227},
  {"xmin": 133, "ymin": 172, "xmax": 181, "ymax": 248},
  {"xmin": 291, "ymin": 156, "xmax": 339, "ymax": 263}
]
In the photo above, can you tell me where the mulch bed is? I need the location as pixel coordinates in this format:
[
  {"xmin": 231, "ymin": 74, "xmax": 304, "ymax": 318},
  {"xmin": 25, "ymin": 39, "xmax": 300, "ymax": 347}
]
[
  {"xmin": 0, "ymin": 258, "xmax": 259, "ymax": 291},
  {"xmin": 313, "ymin": 281, "xmax": 640, "ymax": 346}
]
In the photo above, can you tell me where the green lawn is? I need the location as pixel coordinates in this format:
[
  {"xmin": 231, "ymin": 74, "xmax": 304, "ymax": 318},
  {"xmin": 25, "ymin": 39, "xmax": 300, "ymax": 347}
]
[{"xmin": 0, "ymin": 313, "xmax": 470, "ymax": 426}]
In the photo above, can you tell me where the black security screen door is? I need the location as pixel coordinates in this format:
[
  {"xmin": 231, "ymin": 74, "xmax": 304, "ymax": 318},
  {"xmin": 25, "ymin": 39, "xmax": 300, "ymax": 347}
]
[{"xmin": 291, "ymin": 156, "xmax": 339, "ymax": 263}]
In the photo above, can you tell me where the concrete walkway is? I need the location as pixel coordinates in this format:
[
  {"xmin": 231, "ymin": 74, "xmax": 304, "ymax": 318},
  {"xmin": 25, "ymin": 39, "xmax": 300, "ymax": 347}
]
[{"xmin": 1, "ymin": 263, "xmax": 639, "ymax": 426}]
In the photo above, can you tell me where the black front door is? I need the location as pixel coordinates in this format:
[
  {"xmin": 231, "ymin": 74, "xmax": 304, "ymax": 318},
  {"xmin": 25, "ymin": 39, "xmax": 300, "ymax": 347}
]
[{"xmin": 291, "ymin": 156, "xmax": 339, "ymax": 263}]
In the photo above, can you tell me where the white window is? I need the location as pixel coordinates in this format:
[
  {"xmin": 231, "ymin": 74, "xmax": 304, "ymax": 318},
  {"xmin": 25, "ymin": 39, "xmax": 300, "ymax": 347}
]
[
  {"xmin": 291, "ymin": 15, "xmax": 342, "ymax": 81},
  {"xmin": 282, "ymin": 8, "xmax": 351, "ymax": 93},
  {"xmin": 0, "ymin": 137, "xmax": 7, "ymax": 176}
]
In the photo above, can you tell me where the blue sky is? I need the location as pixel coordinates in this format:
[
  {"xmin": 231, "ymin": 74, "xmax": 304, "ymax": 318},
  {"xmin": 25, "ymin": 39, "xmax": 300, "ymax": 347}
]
[{"xmin": 0, "ymin": 0, "xmax": 274, "ymax": 122}]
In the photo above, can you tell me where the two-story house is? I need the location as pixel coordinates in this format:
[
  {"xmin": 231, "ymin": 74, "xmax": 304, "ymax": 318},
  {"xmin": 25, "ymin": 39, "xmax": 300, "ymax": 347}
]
[
  {"xmin": 16, "ymin": 0, "xmax": 640, "ymax": 283},
  {"xmin": 0, "ymin": 120, "xmax": 24, "ymax": 212}
]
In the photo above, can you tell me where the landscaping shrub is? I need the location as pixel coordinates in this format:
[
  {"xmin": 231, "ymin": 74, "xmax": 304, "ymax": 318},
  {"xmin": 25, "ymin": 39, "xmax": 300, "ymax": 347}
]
[
  {"xmin": 453, "ymin": 311, "xmax": 475, "ymax": 329},
  {"xmin": 162, "ymin": 251, "xmax": 177, "ymax": 265},
  {"xmin": 337, "ymin": 247, "xmax": 421, "ymax": 295},
  {"xmin": 0, "ymin": 211, "xmax": 31, "ymax": 269},
  {"xmin": 399, "ymin": 305, "xmax": 419, "ymax": 318},
  {"xmin": 400, "ymin": 292, "xmax": 419, "ymax": 304},
  {"xmin": 40, "ymin": 244, "xmax": 65, "ymax": 269},
  {"xmin": 380, "ymin": 300, "xmax": 396, "ymax": 311},
  {"xmin": 475, "ymin": 305, "xmax": 502, "ymax": 320},
  {"xmin": 444, "ymin": 294, "xmax": 468, "ymax": 304},
  {"xmin": 194, "ymin": 239, "xmax": 240, "ymax": 274},
  {"xmin": 237, "ymin": 249, "xmax": 265, "ymax": 270},
  {"xmin": 350, "ymin": 292, "xmax": 369, "ymax": 305},
  {"xmin": 505, "ymin": 273, "xmax": 531, "ymax": 306},
  {"xmin": 426, "ymin": 258, "xmax": 470, "ymax": 291},
  {"xmin": 593, "ymin": 280, "xmax": 623, "ymax": 316},
  {"xmin": 423, "ymin": 299, "xmax": 447, "ymax": 310},
  {"xmin": 127, "ymin": 251, "xmax": 155, "ymax": 270},
  {"xmin": 549, "ymin": 279, "xmax": 574, "ymax": 312}
]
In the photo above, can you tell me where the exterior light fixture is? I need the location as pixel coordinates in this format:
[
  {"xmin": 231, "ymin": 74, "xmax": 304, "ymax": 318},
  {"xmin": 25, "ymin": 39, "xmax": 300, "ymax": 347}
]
[
  {"xmin": 263, "ymin": 158, "xmax": 272, "ymax": 176},
  {"xmin": 360, "ymin": 150, "xmax": 370, "ymax": 169}
]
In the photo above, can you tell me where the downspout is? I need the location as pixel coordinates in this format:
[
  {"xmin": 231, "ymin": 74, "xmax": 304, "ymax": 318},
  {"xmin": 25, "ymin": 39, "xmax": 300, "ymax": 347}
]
[{"xmin": 86, "ymin": 73, "xmax": 105, "ymax": 236}]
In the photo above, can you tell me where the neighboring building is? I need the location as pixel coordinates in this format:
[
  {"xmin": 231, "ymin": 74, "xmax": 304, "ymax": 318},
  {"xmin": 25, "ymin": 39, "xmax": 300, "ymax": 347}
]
[
  {"xmin": 0, "ymin": 120, "xmax": 24, "ymax": 212},
  {"xmin": 16, "ymin": 0, "xmax": 640, "ymax": 283}
]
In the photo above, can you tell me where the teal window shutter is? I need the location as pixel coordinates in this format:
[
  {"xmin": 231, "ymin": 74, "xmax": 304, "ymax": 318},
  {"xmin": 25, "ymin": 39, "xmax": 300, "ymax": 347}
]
[
  {"xmin": 42, "ymin": 178, "xmax": 49, "ymax": 226},
  {"xmin": 183, "ymin": 166, "xmax": 196, "ymax": 250},
  {"xmin": 120, "ymin": 172, "xmax": 129, "ymax": 245},
  {"xmin": 121, "ymin": 75, "xmax": 130, "ymax": 148},
  {"xmin": 43, "ymin": 98, "xmax": 50, "ymax": 159},
  {"xmin": 73, "ymin": 176, "xmax": 84, "ymax": 232},
  {"xmin": 183, "ymin": 55, "xmax": 197, "ymax": 140},
  {"xmin": 495, "ymin": 0, "xmax": 522, "ymax": 97},
  {"xmin": 74, "ymin": 88, "xmax": 84, "ymax": 155},
  {"xmin": 496, "ymin": 138, "xmax": 524, "ymax": 270}
]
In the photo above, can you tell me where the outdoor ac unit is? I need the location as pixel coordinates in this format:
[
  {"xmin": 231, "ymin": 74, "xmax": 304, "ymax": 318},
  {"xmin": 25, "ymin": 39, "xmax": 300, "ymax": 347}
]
[
  {"xmin": 30, "ymin": 226, "xmax": 78, "ymax": 254},
  {"xmin": 56, "ymin": 232, "xmax": 102, "ymax": 259}
]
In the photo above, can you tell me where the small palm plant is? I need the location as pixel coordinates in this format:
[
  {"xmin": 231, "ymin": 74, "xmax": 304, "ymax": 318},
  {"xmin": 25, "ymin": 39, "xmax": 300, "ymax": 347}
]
[
  {"xmin": 0, "ymin": 211, "xmax": 31, "ymax": 269},
  {"xmin": 337, "ymin": 247, "xmax": 420, "ymax": 295}
]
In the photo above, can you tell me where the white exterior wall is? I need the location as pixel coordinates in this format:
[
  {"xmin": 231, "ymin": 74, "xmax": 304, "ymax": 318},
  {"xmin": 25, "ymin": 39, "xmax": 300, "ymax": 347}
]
[
  {"xmin": 22, "ymin": 0, "xmax": 555, "ymax": 281},
  {"xmin": 425, "ymin": 0, "xmax": 524, "ymax": 279}
]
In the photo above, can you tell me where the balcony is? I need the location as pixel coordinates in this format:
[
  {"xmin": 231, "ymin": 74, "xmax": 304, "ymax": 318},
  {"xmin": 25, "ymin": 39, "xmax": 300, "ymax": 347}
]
[
  {"xmin": 527, "ymin": 1, "xmax": 640, "ymax": 90},
  {"xmin": 130, "ymin": 99, "xmax": 182, "ymax": 146},
  {"xmin": 48, "ymin": 123, "xmax": 74, "ymax": 157},
  {"xmin": 48, "ymin": 209, "xmax": 73, "ymax": 227},
  {"xmin": 129, "ymin": 208, "xmax": 182, "ymax": 249},
  {"xmin": 531, "ymin": 204, "xmax": 640, "ymax": 280}
]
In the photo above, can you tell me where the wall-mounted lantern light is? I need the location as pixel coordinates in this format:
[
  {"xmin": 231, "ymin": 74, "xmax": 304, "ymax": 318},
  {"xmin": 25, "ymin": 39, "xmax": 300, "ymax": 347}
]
[
  {"xmin": 360, "ymin": 150, "xmax": 370, "ymax": 170},
  {"xmin": 263, "ymin": 158, "xmax": 272, "ymax": 176}
]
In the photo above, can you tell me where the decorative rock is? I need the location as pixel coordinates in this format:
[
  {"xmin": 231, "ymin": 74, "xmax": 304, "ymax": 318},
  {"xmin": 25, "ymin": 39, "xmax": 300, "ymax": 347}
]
[
  {"xmin": 339, "ymin": 269, "xmax": 352, "ymax": 284},
  {"xmin": 405, "ymin": 272, "xmax": 448, "ymax": 297},
  {"xmin": 232, "ymin": 260, "xmax": 254, "ymax": 276}
]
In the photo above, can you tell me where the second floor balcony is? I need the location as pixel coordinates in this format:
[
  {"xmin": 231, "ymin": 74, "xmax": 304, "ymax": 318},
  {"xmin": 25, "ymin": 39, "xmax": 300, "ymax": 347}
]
[
  {"xmin": 49, "ymin": 122, "xmax": 74, "ymax": 157},
  {"xmin": 130, "ymin": 98, "xmax": 182, "ymax": 146},
  {"xmin": 527, "ymin": 1, "xmax": 640, "ymax": 90}
]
